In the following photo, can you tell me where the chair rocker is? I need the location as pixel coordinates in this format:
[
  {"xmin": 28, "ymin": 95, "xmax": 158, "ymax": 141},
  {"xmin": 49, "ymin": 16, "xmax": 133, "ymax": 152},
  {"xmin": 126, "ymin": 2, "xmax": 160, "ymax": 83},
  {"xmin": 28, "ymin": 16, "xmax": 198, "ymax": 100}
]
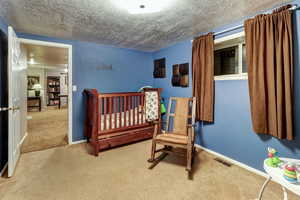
[{"xmin": 148, "ymin": 97, "xmax": 196, "ymax": 173}]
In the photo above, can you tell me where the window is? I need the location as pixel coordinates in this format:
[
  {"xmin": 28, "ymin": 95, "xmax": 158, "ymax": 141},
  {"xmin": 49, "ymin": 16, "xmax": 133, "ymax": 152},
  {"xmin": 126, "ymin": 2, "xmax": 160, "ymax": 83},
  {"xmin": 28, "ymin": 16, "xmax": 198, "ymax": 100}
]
[
  {"xmin": 214, "ymin": 32, "xmax": 247, "ymax": 80},
  {"xmin": 242, "ymin": 44, "xmax": 247, "ymax": 73}
]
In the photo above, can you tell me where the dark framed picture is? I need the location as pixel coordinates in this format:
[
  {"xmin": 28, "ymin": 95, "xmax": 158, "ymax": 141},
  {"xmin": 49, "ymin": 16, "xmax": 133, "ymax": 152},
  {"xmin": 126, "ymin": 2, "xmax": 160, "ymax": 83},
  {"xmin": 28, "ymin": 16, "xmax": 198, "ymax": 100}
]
[
  {"xmin": 179, "ymin": 63, "xmax": 189, "ymax": 87},
  {"xmin": 171, "ymin": 63, "xmax": 189, "ymax": 87},
  {"xmin": 28, "ymin": 76, "xmax": 40, "ymax": 89},
  {"xmin": 153, "ymin": 58, "xmax": 166, "ymax": 78},
  {"xmin": 172, "ymin": 64, "xmax": 180, "ymax": 87}
]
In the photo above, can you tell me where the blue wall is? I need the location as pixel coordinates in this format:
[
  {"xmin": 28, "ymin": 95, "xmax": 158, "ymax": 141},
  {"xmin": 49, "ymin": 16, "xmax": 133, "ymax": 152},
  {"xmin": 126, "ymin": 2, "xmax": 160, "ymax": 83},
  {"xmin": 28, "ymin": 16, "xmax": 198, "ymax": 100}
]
[
  {"xmin": 17, "ymin": 33, "xmax": 154, "ymax": 141},
  {"xmin": 153, "ymin": 3, "xmax": 300, "ymax": 171}
]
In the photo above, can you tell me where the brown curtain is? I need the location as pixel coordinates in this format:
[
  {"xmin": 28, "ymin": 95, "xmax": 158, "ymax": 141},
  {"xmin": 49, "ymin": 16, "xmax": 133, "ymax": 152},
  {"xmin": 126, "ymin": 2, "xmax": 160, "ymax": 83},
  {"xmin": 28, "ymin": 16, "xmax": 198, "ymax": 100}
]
[
  {"xmin": 192, "ymin": 33, "xmax": 214, "ymax": 122},
  {"xmin": 244, "ymin": 5, "xmax": 294, "ymax": 140}
]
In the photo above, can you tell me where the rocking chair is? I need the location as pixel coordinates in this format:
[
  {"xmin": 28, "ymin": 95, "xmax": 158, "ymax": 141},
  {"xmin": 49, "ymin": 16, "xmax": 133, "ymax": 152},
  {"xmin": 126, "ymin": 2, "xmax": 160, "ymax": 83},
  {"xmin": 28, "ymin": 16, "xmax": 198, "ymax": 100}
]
[{"xmin": 148, "ymin": 97, "xmax": 196, "ymax": 173}]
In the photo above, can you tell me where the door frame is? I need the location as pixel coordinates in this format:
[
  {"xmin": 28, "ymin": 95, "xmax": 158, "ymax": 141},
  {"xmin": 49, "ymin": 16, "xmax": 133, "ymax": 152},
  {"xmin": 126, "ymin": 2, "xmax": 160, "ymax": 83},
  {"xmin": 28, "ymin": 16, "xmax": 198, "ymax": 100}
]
[{"xmin": 19, "ymin": 38, "xmax": 73, "ymax": 145}]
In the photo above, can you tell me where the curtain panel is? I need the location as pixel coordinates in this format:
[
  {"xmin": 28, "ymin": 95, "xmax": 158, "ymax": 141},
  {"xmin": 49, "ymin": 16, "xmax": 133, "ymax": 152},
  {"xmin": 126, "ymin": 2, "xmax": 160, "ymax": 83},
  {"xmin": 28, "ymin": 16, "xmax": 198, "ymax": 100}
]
[
  {"xmin": 192, "ymin": 33, "xmax": 214, "ymax": 122},
  {"xmin": 244, "ymin": 5, "xmax": 294, "ymax": 140}
]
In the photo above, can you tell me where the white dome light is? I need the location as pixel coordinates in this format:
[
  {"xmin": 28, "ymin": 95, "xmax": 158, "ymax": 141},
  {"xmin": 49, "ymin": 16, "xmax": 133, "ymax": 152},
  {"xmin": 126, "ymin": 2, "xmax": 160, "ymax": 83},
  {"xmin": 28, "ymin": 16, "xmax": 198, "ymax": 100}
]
[{"xmin": 111, "ymin": 0, "xmax": 174, "ymax": 14}]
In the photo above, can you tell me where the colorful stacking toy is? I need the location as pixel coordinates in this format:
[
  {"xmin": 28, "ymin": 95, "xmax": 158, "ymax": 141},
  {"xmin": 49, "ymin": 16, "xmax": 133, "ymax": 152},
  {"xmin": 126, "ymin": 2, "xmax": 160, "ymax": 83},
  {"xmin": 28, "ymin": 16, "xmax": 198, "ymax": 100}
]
[
  {"xmin": 266, "ymin": 147, "xmax": 282, "ymax": 167},
  {"xmin": 283, "ymin": 163, "xmax": 298, "ymax": 184}
]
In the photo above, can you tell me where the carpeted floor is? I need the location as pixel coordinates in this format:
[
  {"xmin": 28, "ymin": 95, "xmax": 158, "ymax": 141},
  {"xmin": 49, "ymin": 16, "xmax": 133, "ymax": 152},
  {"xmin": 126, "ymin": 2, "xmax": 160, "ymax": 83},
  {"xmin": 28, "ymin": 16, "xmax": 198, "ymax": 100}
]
[
  {"xmin": 0, "ymin": 140, "xmax": 299, "ymax": 200},
  {"xmin": 22, "ymin": 107, "xmax": 68, "ymax": 153}
]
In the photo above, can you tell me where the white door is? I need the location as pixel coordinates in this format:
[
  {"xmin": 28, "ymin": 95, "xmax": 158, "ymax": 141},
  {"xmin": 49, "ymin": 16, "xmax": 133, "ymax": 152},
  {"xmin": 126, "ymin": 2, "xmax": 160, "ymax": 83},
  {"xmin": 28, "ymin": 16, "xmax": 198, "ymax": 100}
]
[{"xmin": 7, "ymin": 26, "xmax": 22, "ymax": 177}]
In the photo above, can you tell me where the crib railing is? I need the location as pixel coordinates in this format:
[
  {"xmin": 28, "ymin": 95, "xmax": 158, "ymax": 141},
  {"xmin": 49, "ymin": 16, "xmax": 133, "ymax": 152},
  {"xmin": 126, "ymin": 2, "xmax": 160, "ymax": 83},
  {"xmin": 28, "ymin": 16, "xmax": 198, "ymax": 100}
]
[{"xmin": 98, "ymin": 92, "xmax": 148, "ymax": 134}]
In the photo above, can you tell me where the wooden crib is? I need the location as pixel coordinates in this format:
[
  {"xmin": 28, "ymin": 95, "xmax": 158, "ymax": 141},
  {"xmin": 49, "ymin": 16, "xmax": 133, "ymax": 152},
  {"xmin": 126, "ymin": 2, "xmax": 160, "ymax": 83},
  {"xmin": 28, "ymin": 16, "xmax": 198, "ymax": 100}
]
[{"xmin": 83, "ymin": 88, "xmax": 161, "ymax": 156}]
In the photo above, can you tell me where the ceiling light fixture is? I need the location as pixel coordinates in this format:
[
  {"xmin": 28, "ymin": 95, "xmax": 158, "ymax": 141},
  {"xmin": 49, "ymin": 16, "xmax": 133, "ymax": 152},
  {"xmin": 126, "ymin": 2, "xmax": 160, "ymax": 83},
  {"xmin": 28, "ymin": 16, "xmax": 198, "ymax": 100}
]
[
  {"xmin": 111, "ymin": 0, "xmax": 174, "ymax": 14},
  {"xmin": 28, "ymin": 58, "xmax": 35, "ymax": 65}
]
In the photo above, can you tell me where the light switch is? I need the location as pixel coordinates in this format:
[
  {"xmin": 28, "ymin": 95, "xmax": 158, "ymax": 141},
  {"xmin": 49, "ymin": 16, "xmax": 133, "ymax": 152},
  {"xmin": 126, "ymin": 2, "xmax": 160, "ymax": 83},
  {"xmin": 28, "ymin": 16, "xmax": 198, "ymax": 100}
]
[{"xmin": 72, "ymin": 85, "xmax": 77, "ymax": 92}]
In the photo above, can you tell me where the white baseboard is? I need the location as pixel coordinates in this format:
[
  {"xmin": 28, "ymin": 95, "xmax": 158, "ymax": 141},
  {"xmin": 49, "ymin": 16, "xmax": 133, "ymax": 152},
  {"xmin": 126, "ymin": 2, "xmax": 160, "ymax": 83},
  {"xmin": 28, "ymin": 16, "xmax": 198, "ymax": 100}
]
[
  {"xmin": 0, "ymin": 163, "xmax": 8, "ymax": 177},
  {"xmin": 1, "ymin": 133, "xmax": 27, "ymax": 177},
  {"xmin": 71, "ymin": 139, "xmax": 87, "ymax": 145},
  {"xmin": 18, "ymin": 132, "xmax": 28, "ymax": 148},
  {"xmin": 195, "ymin": 144, "xmax": 268, "ymax": 178}
]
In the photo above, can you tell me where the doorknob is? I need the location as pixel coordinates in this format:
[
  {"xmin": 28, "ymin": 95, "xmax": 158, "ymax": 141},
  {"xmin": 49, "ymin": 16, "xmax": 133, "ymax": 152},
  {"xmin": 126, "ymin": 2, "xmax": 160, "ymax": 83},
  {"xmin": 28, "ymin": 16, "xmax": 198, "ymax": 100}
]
[
  {"xmin": 0, "ymin": 106, "xmax": 20, "ymax": 112},
  {"xmin": 0, "ymin": 107, "xmax": 12, "ymax": 112}
]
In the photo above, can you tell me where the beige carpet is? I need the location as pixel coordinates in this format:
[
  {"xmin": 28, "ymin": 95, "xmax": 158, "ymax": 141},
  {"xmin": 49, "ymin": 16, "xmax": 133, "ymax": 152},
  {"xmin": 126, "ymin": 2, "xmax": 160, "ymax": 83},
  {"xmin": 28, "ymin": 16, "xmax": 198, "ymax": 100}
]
[
  {"xmin": 22, "ymin": 107, "xmax": 68, "ymax": 153},
  {"xmin": 1, "ymin": 141, "xmax": 299, "ymax": 200}
]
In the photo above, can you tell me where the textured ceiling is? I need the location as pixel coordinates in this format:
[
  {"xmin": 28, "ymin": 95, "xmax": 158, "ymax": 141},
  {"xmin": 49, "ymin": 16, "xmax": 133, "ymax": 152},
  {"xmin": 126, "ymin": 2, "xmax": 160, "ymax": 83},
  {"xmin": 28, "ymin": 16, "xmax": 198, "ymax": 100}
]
[{"xmin": 0, "ymin": 0, "xmax": 291, "ymax": 51}]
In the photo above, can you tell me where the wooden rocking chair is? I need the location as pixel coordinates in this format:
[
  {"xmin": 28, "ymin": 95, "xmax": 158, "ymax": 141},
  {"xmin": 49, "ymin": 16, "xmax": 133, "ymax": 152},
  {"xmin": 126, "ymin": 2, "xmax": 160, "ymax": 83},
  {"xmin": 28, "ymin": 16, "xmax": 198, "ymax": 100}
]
[{"xmin": 148, "ymin": 97, "xmax": 196, "ymax": 173}]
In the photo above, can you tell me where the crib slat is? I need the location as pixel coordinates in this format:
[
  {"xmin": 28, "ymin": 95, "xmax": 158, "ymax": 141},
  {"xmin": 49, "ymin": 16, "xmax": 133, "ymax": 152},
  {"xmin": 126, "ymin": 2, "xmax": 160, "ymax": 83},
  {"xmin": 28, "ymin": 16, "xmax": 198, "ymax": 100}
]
[
  {"xmin": 133, "ymin": 96, "xmax": 135, "ymax": 124},
  {"xmin": 128, "ymin": 96, "xmax": 131, "ymax": 126},
  {"xmin": 135, "ymin": 96, "xmax": 138, "ymax": 125},
  {"xmin": 132, "ymin": 96, "xmax": 136, "ymax": 125},
  {"xmin": 136, "ymin": 96, "xmax": 139, "ymax": 125},
  {"xmin": 98, "ymin": 97, "xmax": 102, "ymax": 133},
  {"xmin": 136, "ymin": 96, "xmax": 138, "ymax": 125},
  {"xmin": 118, "ymin": 97, "xmax": 123, "ymax": 128},
  {"xmin": 139, "ymin": 96, "xmax": 141, "ymax": 122},
  {"xmin": 136, "ymin": 96, "xmax": 139, "ymax": 124},
  {"xmin": 114, "ymin": 97, "xmax": 117, "ymax": 129},
  {"xmin": 109, "ymin": 97, "xmax": 112, "ymax": 129},
  {"xmin": 141, "ymin": 94, "xmax": 144, "ymax": 123},
  {"xmin": 124, "ymin": 96, "xmax": 127, "ymax": 127},
  {"xmin": 132, "ymin": 96, "xmax": 136, "ymax": 126},
  {"xmin": 103, "ymin": 98, "xmax": 108, "ymax": 130},
  {"xmin": 97, "ymin": 92, "xmax": 151, "ymax": 134}
]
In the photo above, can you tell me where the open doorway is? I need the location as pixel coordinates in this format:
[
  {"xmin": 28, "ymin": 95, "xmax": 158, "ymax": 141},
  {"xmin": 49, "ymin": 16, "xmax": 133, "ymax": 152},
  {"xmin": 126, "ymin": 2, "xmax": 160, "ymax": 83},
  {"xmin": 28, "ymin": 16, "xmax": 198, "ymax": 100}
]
[{"xmin": 19, "ymin": 39, "xmax": 72, "ymax": 153}]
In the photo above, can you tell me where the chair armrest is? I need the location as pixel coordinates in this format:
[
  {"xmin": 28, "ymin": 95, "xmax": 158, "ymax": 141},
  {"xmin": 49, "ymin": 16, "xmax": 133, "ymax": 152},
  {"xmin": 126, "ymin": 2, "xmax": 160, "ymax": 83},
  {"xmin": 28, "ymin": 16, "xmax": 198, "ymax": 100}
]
[{"xmin": 151, "ymin": 120, "xmax": 162, "ymax": 138}]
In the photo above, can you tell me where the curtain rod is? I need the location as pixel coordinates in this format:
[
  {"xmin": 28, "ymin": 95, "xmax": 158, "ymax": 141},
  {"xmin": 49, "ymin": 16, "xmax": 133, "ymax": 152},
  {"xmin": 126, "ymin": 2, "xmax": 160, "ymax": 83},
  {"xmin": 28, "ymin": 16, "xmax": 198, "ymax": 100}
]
[{"xmin": 191, "ymin": 4, "xmax": 298, "ymax": 42}]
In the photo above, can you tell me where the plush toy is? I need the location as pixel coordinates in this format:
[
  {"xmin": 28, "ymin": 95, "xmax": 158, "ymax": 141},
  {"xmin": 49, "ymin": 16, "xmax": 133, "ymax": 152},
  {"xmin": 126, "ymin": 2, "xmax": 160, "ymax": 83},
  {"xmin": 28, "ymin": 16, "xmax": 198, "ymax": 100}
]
[
  {"xmin": 266, "ymin": 147, "xmax": 282, "ymax": 167},
  {"xmin": 283, "ymin": 163, "xmax": 298, "ymax": 184},
  {"xmin": 160, "ymin": 99, "xmax": 166, "ymax": 115}
]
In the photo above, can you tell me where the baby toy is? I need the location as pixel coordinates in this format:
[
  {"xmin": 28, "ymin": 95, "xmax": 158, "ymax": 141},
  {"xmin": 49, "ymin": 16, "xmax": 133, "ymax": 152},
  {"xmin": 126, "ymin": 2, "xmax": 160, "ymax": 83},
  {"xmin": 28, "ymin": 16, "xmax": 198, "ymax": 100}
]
[
  {"xmin": 160, "ymin": 98, "xmax": 166, "ymax": 115},
  {"xmin": 283, "ymin": 163, "xmax": 299, "ymax": 184},
  {"xmin": 266, "ymin": 147, "xmax": 282, "ymax": 167}
]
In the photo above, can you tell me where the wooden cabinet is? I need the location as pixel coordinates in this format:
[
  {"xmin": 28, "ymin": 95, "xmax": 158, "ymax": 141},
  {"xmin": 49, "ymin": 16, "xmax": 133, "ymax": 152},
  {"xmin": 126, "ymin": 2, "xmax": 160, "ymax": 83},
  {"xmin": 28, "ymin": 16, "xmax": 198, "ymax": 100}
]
[{"xmin": 47, "ymin": 76, "xmax": 60, "ymax": 106}]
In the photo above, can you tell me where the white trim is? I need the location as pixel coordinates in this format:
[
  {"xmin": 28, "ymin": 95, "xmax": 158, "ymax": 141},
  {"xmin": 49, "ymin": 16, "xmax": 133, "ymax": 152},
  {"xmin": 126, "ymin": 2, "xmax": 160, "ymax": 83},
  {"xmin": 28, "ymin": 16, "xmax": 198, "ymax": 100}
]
[
  {"xmin": 214, "ymin": 31, "xmax": 247, "ymax": 80},
  {"xmin": 214, "ymin": 74, "xmax": 248, "ymax": 81},
  {"xmin": 18, "ymin": 132, "xmax": 28, "ymax": 148},
  {"xmin": 0, "ymin": 163, "xmax": 8, "ymax": 176},
  {"xmin": 19, "ymin": 38, "xmax": 73, "ymax": 145},
  {"xmin": 195, "ymin": 145, "xmax": 287, "ymax": 187},
  {"xmin": 67, "ymin": 45, "xmax": 73, "ymax": 145},
  {"xmin": 28, "ymin": 64, "xmax": 68, "ymax": 70},
  {"xmin": 238, "ymin": 43, "xmax": 243, "ymax": 74},
  {"xmin": 19, "ymin": 38, "xmax": 72, "ymax": 48},
  {"xmin": 71, "ymin": 139, "xmax": 87, "ymax": 145},
  {"xmin": 190, "ymin": 31, "xmax": 245, "ymax": 43},
  {"xmin": 195, "ymin": 144, "xmax": 269, "ymax": 178},
  {"xmin": 214, "ymin": 31, "xmax": 245, "ymax": 44}
]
